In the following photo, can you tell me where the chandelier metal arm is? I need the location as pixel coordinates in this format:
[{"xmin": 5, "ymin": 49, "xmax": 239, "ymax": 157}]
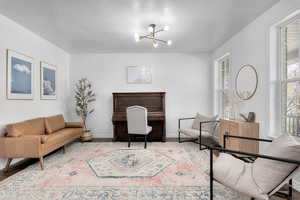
[
  {"xmin": 152, "ymin": 38, "xmax": 167, "ymax": 44},
  {"xmin": 140, "ymin": 29, "xmax": 163, "ymax": 39},
  {"xmin": 153, "ymin": 29, "xmax": 164, "ymax": 34},
  {"xmin": 142, "ymin": 36, "xmax": 167, "ymax": 44}
]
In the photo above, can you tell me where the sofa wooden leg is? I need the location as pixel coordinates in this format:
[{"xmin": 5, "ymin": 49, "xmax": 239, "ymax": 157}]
[
  {"xmin": 5, "ymin": 158, "xmax": 13, "ymax": 171},
  {"xmin": 63, "ymin": 145, "xmax": 66, "ymax": 153},
  {"xmin": 39, "ymin": 157, "xmax": 45, "ymax": 170}
]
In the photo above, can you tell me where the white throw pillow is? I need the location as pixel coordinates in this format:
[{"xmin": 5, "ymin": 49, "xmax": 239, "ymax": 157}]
[
  {"xmin": 253, "ymin": 134, "xmax": 300, "ymax": 194},
  {"xmin": 192, "ymin": 113, "xmax": 218, "ymax": 134}
]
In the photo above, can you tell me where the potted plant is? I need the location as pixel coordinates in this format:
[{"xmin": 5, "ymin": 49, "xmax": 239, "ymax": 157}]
[{"xmin": 74, "ymin": 78, "xmax": 96, "ymax": 141}]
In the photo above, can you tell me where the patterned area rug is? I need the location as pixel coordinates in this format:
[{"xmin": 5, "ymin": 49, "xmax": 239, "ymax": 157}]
[{"xmin": 0, "ymin": 142, "xmax": 249, "ymax": 200}]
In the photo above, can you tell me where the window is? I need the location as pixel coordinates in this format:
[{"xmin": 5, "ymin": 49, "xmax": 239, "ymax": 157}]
[
  {"xmin": 279, "ymin": 18, "xmax": 300, "ymax": 135},
  {"xmin": 216, "ymin": 54, "xmax": 230, "ymax": 118}
]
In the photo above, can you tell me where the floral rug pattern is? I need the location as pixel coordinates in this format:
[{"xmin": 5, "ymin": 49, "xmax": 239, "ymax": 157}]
[
  {"xmin": 88, "ymin": 149, "xmax": 175, "ymax": 178},
  {"xmin": 0, "ymin": 142, "xmax": 249, "ymax": 200}
]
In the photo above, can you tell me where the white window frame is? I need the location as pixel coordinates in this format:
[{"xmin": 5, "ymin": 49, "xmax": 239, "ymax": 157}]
[
  {"xmin": 278, "ymin": 15, "xmax": 300, "ymax": 135},
  {"xmin": 214, "ymin": 53, "xmax": 231, "ymax": 118}
]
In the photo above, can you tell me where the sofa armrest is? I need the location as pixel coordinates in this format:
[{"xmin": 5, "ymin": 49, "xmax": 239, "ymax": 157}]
[
  {"xmin": 0, "ymin": 135, "xmax": 41, "ymax": 158},
  {"xmin": 178, "ymin": 117, "xmax": 195, "ymax": 130},
  {"xmin": 65, "ymin": 122, "xmax": 84, "ymax": 128}
]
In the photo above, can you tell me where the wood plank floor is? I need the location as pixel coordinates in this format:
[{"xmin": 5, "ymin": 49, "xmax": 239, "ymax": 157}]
[{"xmin": 0, "ymin": 145, "xmax": 299, "ymax": 199}]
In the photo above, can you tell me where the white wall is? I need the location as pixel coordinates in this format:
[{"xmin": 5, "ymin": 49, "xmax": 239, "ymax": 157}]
[
  {"xmin": 0, "ymin": 14, "xmax": 70, "ymax": 168},
  {"xmin": 212, "ymin": 0, "xmax": 300, "ymax": 190},
  {"xmin": 69, "ymin": 53, "xmax": 213, "ymax": 138},
  {"xmin": 212, "ymin": 0, "xmax": 300, "ymax": 141}
]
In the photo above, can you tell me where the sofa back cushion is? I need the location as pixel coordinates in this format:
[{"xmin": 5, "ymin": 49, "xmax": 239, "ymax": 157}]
[
  {"xmin": 45, "ymin": 114, "xmax": 65, "ymax": 134},
  {"xmin": 192, "ymin": 113, "xmax": 218, "ymax": 133},
  {"xmin": 6, "ymin": 118, "xmax": 45, "ymax": 137},
  {"xmin": 253, "ymin": 134, "xmax": 300, "ymax": 194}
]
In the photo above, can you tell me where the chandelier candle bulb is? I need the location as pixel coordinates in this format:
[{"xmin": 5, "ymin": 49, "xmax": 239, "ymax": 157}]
[
  {"xmin": 134, "ymin": 33, "xmax": 140, "ymax": 42},
  {"xmin": 163, "ymin": 25, "xmax": 170, "ymax": 31},
  {"xmin": 148, "ymin": 26, "xmax": 154, "ymax": 33},
  {"xmin": 167, "ymin": 40, "xmax": 172, "ymax": 46},
  {"xmin": 148, "ymin": 24, "xmax": 156, "ymax": 33}
]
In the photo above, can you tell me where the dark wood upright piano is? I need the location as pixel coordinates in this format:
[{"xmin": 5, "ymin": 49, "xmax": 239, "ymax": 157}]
[{"xmin": 112, "ymin": 92, "xmax": 166, "ymax": 142}]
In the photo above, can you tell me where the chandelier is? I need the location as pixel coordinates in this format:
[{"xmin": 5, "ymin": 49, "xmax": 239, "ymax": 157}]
[{"xmin": 134, "ymin": 24, "xmax": 172, "ymax": 48}]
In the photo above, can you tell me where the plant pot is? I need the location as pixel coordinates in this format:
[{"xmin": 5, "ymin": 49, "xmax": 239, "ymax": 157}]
[{"xmin": 80, "ymin": 130, "xmax": 93, "ymax": 142}]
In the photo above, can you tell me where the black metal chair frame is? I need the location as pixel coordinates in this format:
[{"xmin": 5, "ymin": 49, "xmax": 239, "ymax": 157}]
[
  {"xmin": 208, "ymin": 134, "xmax": 300, "ymax": 200},
  {"xmin": 178, "ymin": 117, "xmax": 220, "ymax": 150}
]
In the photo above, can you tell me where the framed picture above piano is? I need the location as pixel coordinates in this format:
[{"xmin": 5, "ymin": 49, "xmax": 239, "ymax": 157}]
[{"xmin": 127, "ymin": 66, "xmax": 152, "ymax": 84}]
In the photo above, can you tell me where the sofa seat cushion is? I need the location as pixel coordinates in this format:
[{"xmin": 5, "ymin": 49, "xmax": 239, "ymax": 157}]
[
  {"xmin": 6, "ymin": 118, "xmax": 45, "ymax": 137},
  {"xmin": 179, "ymin": 128, "xmax": 214, "ymax": 138},
  {"xmin": 42, "ymin": 128, "xmax": 82, "ymax": 145},
  {"xmin": 45, "ymin": 115, "xmax": 65, "ymax": 134},
  {"xmin": 214, "ymin": 153, "xmax": 268, "ymax": 200},
  {"xmin": 253, "ymin": 134, "xmax": 300, "ymax": 194}
]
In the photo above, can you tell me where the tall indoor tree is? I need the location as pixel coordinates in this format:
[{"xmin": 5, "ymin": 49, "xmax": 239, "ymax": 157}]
[{"xmin": 74, "ymin": 78, "xmax": 96, "ymax": 140}]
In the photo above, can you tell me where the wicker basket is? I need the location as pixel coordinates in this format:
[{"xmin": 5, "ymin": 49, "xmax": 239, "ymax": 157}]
[{"xmin": 80, "ymin": 130, "xmax": 93, "ymax": 142}]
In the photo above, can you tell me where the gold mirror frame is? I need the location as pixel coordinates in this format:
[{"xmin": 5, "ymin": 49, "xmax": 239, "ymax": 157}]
[{"xmin": 235, "ymin": 64, "xmax": 258, "ymax": 100}]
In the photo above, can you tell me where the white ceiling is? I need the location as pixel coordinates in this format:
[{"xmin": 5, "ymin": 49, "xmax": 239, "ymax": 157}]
[{"xmin": 0, "ymin": 0, "xmax": 279, "ymax": 53}]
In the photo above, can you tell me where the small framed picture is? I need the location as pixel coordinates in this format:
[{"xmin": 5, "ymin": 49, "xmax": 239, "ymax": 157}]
[
  {"xmin": 127, "ymin": 66, "xmax": 152, "ymax": 84},
  {"xmin": 6, "ymin": 50, "xmax": 34, "ymax": 100},
  {"xmin": 40, "ymin": 62, "xmax": 57, "ymax": 100}
]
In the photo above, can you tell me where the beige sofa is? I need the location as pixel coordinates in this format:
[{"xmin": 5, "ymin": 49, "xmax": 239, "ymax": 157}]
[{"xmin": 0, "ymin": 114, "xmax": 83, "ymax": 170}]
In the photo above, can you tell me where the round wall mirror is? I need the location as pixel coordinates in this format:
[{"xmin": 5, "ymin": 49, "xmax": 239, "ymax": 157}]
[{"xmin": 235, "ymin": 65, "xmax": 258, "ymax": 100}]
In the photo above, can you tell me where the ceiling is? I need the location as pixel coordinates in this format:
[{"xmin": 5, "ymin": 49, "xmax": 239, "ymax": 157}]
[{"xmin": 0, "ymin": 0, "xmax": 279, "ymax": 53}]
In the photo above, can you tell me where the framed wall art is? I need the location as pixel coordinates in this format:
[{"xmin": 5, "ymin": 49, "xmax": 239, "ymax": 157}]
[
  {"xmin": 6, "ymin": 50, "xmax": 34, "ymax": 100},
  {"xmin": 40, "ymin": 61, "xmax": 57, "ymax": 100},
  {"xmin": 127, "ymin": 66, "xmax": 152, "ymax": 84}
]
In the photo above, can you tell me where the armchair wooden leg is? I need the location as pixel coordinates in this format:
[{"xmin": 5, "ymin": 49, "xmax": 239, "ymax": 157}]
[
  {"xmin": 5, "ymin": 158, "xmax": 13, "ymax": 172},
  {"xmin": 144, "ymin": 135, "xmax": 147, "ymax": 149},
  {"xmin": 39, "ymin": 157, "xmax": 45, "ymax": 170},
  {"xmin": 63, "ymin": 145, "xmax": 66, "ymax": 153}
]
